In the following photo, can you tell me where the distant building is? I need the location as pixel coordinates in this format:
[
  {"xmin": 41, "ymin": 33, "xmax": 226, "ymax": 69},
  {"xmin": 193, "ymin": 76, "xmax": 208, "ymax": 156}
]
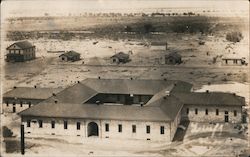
[
  {"xmin": 150, "ymin": 42, "xmax": 168, "ymax": 50},
  {"xmin": 110, "ymin": 52, "xmax": 130, "ymax": 64},
  {"xmin": 6, "ymin": 41, "xmax": 36, "ymax": 62},
  {"xmin": 165, "ymin": 52, "xmax": 182, "ymax": 65},
  {"xmin": 59, "ymin": 51, "xmax": 81, "ymax": 62},
  {"xmin": 222, "ymin": 56, "xmax": 247, "ymax": 66}
]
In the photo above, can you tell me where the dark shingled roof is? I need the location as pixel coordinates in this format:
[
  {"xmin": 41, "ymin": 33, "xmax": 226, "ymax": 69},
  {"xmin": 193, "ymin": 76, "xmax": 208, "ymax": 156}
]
[
  {"xmin": 173, "ymin": 92, "xmax": 245, "ymax": 106},
  {"xmin": 3, "ymin": 87, "xmax": 63, "ymax": 100},
  {"xmin": 43, "ymin": 83, "xmax": 98, "ymax": 104},
  {"xmin": 81, "ymin": 78, "xmax": 192, "ymax": 95},
  {"xmin": 18, "ymin": 78, "xmax": 245, "ymax": 122},
  {"xmin": 165, "ymin": 52, "xmax": 181, "ymax": 60},
  {"xmin": 59, "ymin": 50, "xmax": 80, "ymax": 58},
  {"xmin": 19, "ymin": 78, "xmax": 188, "ymax": 122},
  {"xmin": 110, "ymin": 52, "xmax": 129, "ymax": 59},
  {"xmin": 19, "ymin": 97, "xmax": 182, "ymax": 122},
  {"xmin": 6, "ymin": 41, "xmax": 34, "ymax": 50}
]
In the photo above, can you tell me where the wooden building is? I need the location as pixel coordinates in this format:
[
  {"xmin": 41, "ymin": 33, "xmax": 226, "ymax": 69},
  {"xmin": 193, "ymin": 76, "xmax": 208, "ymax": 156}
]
[
  {"xmin": 6, "ymin": 41, "xmax": 36, "ymax": 62},
  {"xmin": 59, "ymin": 51, "xmax": 81, "ymax": 62},
  {"xmin": 165, "ymin": 52, "xmax": 182, "ymax": 64},
  {"xmin": 110, "ymin": 52, "xmax": 130, "ymax": 64}
]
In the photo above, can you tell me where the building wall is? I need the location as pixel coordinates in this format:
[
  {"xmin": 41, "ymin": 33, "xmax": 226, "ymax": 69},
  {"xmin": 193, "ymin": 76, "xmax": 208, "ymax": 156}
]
[
  {"xmin": 21, "ymin": 116, "xmax": 171, "ymax": 142},
  {"xmin": 170, "ymin": 107, "xmax": 182, "ymax": 141},
  {"xmin": 181, "ymin": 104, "xmax": 242, "ymax": 123},
  {"xmin": 7, "ymin": 46, "xmax": 35, "ymax": 62},
  {"xmin": 2, "ymin": 98, "xmax": 43, "ymax": 113}
]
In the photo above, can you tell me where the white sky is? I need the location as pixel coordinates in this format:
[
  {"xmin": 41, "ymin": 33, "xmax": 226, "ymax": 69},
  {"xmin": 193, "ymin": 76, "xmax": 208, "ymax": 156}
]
[{"xmin": 1, "ymin": 0, "xmax": 249, "ymax": 18}]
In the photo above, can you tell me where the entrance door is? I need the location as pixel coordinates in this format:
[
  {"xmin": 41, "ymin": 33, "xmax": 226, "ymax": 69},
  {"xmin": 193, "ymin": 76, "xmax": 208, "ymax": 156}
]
[{"xmin": 87, "ymin": 122, "xmax": 99, "ymax": 137}]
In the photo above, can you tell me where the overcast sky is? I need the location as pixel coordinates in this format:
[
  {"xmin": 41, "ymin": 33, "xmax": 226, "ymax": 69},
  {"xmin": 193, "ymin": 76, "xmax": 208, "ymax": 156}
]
[{"xmin": 1, "ymin": 0, "xmax": 249, "ymax": 18}]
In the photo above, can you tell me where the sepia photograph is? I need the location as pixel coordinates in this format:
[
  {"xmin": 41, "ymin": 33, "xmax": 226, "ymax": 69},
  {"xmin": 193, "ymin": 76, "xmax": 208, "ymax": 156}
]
[{"xmin": 0, "ymin": 0, "xmax": 249, "ymax": 156}]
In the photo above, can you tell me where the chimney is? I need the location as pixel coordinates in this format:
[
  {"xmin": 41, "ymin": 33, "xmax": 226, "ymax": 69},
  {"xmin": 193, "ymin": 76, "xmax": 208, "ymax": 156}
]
[
  {"xmin": 52, "ymin": 93, "xmax": 56, "ymax": 96},
  {"xmin": 130, "ymin": 77, "xmax": 133, "ymax": 80},
  {"xmin": 163, "ymin": 96, "xmax": 167, "ymax": 99},
  {"xmin": 34, "ymin": 85, "xmax": 37, "ymax": 88},
  {"xmin": 164, "ymin": 78, "xmax": 167, "ymax": 81},
  {"xmin": 13, "ymin": 86, "xmax": 17, "ymax": 89},
  {"xmin": 174, "ymin": 83, "xmax": 177, "ymax": 86},
  {"xmin": 140, "ymin": 102, "xmax": 144, "ymax": 107},
  {"xmin": 77, "ymin": 81, "xmax": 80, "ymax": 83},
  {"xmin": 54, "ymin": 100, "xmax": 58, "ymax": 104},
  {"xmin": 98, "ymin": 76, "xmax": 101, "ymax": 79},
  {"xmin": 233, "ymin": 93, "xmax": 236, "ymax": 96},
  {"xmin": 206, "ymin": 90, "xmax": 209, "ymax": 93}
]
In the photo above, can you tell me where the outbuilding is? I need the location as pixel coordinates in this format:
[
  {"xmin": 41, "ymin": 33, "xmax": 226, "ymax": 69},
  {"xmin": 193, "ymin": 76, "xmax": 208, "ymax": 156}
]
[
  {"xmin": 6, "ymin": 41, "xmax": 36, "ymax": 62},
  {"xmin": 110, "ymin": 52, "xmax": 130, "ymax": 64},
  {"xmin": 165, "ymin": 52, "xmax": 182, "ymax": 64},
  {"xmin": 59, "ymin": 51, "xmax": 81, "ymax": 62}
]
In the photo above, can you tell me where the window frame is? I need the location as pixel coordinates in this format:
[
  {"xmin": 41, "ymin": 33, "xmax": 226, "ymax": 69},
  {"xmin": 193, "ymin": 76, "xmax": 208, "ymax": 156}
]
[
  {"xmin": 160, "ymin": 126, "xmax": 164, "ymax": 134},
  {"xmin": 64, "ymin": 120, "xmax": 68, "ymax": 130},
  {"xmin": 146, "ymin": 125, "xmax": 150, "ymax": 134},
  {"xmin": 118, "ymin": 124, "xmax": 122, "ymax": 133},
  {"xmin": 105, "ymin": 123, "xmax": 109, "ymax": 132}
]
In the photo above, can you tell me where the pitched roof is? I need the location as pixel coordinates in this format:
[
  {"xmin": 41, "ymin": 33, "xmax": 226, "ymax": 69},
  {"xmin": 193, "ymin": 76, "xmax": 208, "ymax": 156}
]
[
  {"xmin": 110, "ymin": 52, "xmax": 129, "ymax": 59},
  {"xmin": 165, "ymin": 52, "xmax": 181, "ymax": 59},
  {"xmin": 3, "ymin": 87, "xmax": 63, "ymax": 100},
  {"xmin": 7, "ymin": 41, "xmax": 34, "ymax": 50},
  {"xmin": 59, "ymin": 51, "xmax": 80, "ymax": 58},
  {"xmin": 81, "ymin": 78, "xmax": 192, "ymax": 95},
  {"xmin": 173, "ymin": 92, "xmax": 245, "ymax": 106},
  {"xmin": 19, "ymin": 79, "xmax": 187, "ymax": 122},
  {"xmin": 43, "ymin": 83, "xmax": 98, "ymax": 104},
  {"xmin": 19, "ymin": 99, "xmax": 181, "ymax": 122}
]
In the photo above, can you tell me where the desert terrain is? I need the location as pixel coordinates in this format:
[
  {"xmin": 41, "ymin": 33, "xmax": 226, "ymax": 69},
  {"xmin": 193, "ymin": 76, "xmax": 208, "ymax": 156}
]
[{"xmin": 1, "ymin": 10, "xmax": 249, "ymax": 156}]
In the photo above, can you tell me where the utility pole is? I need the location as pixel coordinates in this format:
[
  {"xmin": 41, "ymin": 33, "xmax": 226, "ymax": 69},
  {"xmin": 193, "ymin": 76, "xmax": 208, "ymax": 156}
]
[{"xmin": 21, "ymin": 124, "xmax": 25, "ymax": 155}]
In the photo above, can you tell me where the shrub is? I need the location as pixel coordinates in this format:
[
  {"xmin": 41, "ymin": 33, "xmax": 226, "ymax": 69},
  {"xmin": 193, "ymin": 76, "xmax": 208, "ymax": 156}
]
[
  {"xmin": 2, "ymin": 126, "xmax": 13, "ymax": 137},
  {"xmin": 226, "ymin": 31, "xmax": 243, "ymax": 42}
]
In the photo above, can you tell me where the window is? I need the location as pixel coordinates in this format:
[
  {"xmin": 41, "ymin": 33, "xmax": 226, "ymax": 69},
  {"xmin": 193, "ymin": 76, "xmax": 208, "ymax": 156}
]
[
  {"xmin": 38, "ymin": 120, "xmax": 43, "ymax": 128},
  {"xmin": 132, "ymin": 125, "xmax": 136, "ymax": 133},
  {"xmin": 118, "ymin": 124, "xmax": 122, "ymax": 132},
  {"xmin": 234, "ymin": 110, "xmax": 237, "ymax": 117},
  {"xmin": 205, "ymin": 109, "xmax": 208, "ymax": 115},
  {"xmin": 6, "ymin": 101, "xmax": 9, "ymax": 107},
  {"xmin": 186, "ymin": 108, "xmax": 189, "ymax": 114},
  {"xmin": 225, "ymin": 111, "xmax": 228, "ymax": 114},
  {"xmin": 27, "ymin": 120, "xmax": 31, "ymax": 127},
  {"xmin": 105, "ymin": 123, "xmax": 109, "ymax": 132},
  {"xmin": 20, "ymin": 101, "xmax": 23, "ymax": 107},
  {"xmin": 216, "ymin": 109, "xmax": 219, "ymax": 115},
  {"xmin": 160, "ymin": 126, "xmax": 164, "ymax": 134},
  {"xmin": 146, "ymin": 125, "xmax": 150, "ymax": 134},
  {"xmin": 77, "ymin": 122, "xmax": 81, "ymax": 130},
  {"xmin": 64, "ymin": 121, "xmax": 68, "ymax": 129},
  {"xmin": 195, "ymin": 108, "xmax": 198, "ymax": 115},
  {"xmin": 51, "ymin": 121, "xmax": 55, "ymax": 129},
  {"xmin": 28, "ymin": 102, "xmax": 31, "ymax": 108}
]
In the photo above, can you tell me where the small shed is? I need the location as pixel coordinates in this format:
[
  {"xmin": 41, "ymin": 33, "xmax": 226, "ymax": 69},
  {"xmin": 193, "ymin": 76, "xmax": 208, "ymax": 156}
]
[
  {"xmin": 110, "ymin": 52, "xmax": 130, "ymax": 64},
  {"xmin": 59, "ymin": 51, "xmax": 81, "ymax": 62},
  {"xmin": 165, "ymin": 52, "xmax": 182, "ymax": 65}
]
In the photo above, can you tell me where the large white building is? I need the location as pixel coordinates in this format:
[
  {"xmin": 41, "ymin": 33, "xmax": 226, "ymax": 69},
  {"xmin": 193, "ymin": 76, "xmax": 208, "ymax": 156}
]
[{"xmin": 4, "ymin": 78, "xmax": 245, "ymax": 143}]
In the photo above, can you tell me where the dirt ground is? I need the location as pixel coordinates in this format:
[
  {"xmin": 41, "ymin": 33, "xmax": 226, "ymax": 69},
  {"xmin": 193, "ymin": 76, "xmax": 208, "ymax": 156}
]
[{"xmin": 1, "ymin": 14, "xmax": 249, "ymax": 156}]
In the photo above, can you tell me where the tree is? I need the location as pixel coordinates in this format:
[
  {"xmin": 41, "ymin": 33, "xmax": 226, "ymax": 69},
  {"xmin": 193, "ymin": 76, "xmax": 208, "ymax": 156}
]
[{"xmin": 226, "ymin": 31, "xmax": 243, "ymax": 43}]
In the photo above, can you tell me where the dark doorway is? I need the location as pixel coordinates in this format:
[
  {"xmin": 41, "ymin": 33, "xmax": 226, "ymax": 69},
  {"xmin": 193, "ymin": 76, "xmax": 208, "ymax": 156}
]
[
  {"xmin": 225, "ymin": 115, "xmax": 229, "ymax": 122},
  {"xmin": 13, "ymin": 106, "xmax": 16, "ymax": 113},
  {"xmin": 88, "ymin": 122, "xmax": 99, "ymax": 137}
]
